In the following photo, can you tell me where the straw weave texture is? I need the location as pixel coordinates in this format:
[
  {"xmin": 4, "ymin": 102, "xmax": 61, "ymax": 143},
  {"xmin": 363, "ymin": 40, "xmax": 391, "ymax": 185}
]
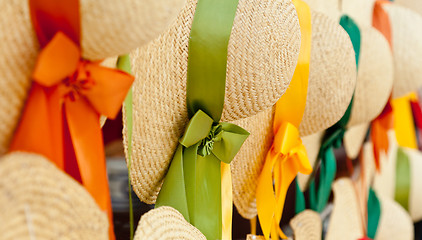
[
  {"xmin": 134, "ymin": 206, "xmax": 206, "ymax": 240},
  {"xmin": 383, "ymin": 4, "xmax": 422, "ymax": 98},
  {"xmin": 290, "ymin": 210, "xmax": 322, "ymax": 240},
  {"xmin": 0, "ymin": 0, "xmax": 178, "ymax": 157},
  {"xmin": 124, "ymin": 0, "xmax": 301, "ymax": 204},
  {"xmin": 230, "ymin": 11, "xmax": 356, "ymax": 219},
  {"xmin": 0, "ymin": 152, "xmax": 108, "ymax": 240}
]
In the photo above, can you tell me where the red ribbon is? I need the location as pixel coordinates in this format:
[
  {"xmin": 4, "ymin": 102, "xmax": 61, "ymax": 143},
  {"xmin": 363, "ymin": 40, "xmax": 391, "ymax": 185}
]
[{"xmin": 9, "ymin": 1, "xmax": 134, "ymax": 239}]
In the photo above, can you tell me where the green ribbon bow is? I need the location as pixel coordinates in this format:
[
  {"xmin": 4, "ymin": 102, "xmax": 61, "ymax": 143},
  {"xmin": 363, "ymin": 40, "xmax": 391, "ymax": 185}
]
[
  {"xmin": 296, "ymin": 15, "xmax": 361, "ymax": 214},
  {"xmin": 154, "ymin": 0, "xmax": 246, "ymax": 239},
  {"xmin": 156, "ymin": 110, "xmax": 248, "ymax": 239}
]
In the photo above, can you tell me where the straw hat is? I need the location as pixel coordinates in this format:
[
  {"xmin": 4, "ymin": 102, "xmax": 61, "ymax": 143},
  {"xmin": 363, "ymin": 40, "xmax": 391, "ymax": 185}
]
[
  {"xmin": 395, "ymin": 0, "xmax": 422, "ymax": 16},
  {"xmin": 290, "ymin": 210, "xmax": 322, "ymax": 240},
  {"xmin": 134, "ymin": 206, "xmax": 206, "ymax": 240},
  {"xmin": 125, "ymin": 0, "xmax": 302, "ymax": 204},
  {"xmin": 382, "ymin": 4, "xmax": 422, "ymax": 98},
  {"xmin": 325, "ymin": 178, "xmax": 413, "ymax": 240},
  {"xmin": 0, "ymin": 152, "xmax": 108, "ymax": 239},
  {"xmin": 372, "ymin": 131, "xmax": 422, "ymax": 222},
  {"xmin": 299, "ymin": 24, "xmax": 393, "ymax": 189},
  {"xmin": 229, "ymin": 10, "xmax": 356, "ymax": 219},
  {"xmin": 0, "ymin": 0, "xmax": 184, "ymax": 156}
]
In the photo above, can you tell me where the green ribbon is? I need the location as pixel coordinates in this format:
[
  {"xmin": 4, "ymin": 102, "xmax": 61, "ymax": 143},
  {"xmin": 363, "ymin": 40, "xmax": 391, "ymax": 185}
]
[
  {"xmin": 367, "ymin": 188, "xmax": 381, "ymax": 239},
  {"xmin": 394, "ymin": 147, "xmax": 411, "ymax": 211},
  {"xmin": 296, "ymin": 15, "xmax": 361, "ymax": 214},
  {"xmin": 118, "ymin": 55, "xmax": 134, "ymax": 240},
  {"xmin": 155, "ymin": 0, "xmax": 247, "ymax": 239}
]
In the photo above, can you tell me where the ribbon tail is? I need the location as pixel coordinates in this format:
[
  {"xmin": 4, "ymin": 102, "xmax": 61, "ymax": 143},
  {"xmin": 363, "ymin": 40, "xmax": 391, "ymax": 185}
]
[
  {"xmin": 316, "ymin": 147, "xmax": 337, "ymax": 213},
  {"xmin": 64, "ymin": 98, "xmax": 114, "ymax": 240},
  {"xmin": 221, "ymin": 162, "xmax": 232, "ymax": 240},
  {"xmin": 256, "ymin": 151, "xmax": 278, "ymax": 240},
  {"xmin": 9, "ymin": 84, "xmax": 64, "ymax": 168},
  {"xmin": 156, "ymin": 145, "xmax": 190, "ymax": 221}
]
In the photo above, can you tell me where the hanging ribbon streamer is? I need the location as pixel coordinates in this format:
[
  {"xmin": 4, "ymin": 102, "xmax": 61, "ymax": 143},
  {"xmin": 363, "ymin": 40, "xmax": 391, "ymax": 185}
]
[
  {"xmin": 155, "ymin": 0, "xmax": 249, "ymax": 239},
  {"xmin": 10, "ymin": 1, "xmax": 135, "ymax": 239},
  {"xmin": 256, "ymin": 1, "xmax": 312, "ymax": 239},
  {"xmin": 370, "ymin": 0, "xmax": 394, "ymax": 172},
  {"xmin": 410, "ymin": 100, "xmax": 422, "ymax": 150},
  {"xmin": 392, "ymin": 93, "xmax": 418, "ymax": 149},
  {"xmin": 367, "ymin": 188, "xmax": 381, "ymax": 239},
  {"xmin": 394, "ymin": 148, "xmax": 411, "ymax": 211},
  {"xmin": 119, "ymin": 55, "xmax": 135, "ymax": 240}
]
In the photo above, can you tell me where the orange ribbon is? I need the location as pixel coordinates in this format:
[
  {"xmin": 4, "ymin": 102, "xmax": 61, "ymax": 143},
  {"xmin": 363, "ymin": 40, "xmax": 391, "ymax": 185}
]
[
  {"xmin": 10, "ymin": 32, "xmax": 133, "ymax": 239},
  {"xmin": 371, "ymin": 101, "xmax": 393, "ymax": 171},
  {"xmin": 371, "ymin": 0, "xmax": 394, "ymax": 172},
  {"xmin": 256, "ymin": 0, "xmax": 312, "ymax": 239}
]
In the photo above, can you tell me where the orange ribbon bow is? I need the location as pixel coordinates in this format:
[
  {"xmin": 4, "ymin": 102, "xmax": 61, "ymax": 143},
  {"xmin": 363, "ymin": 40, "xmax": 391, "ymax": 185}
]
[{"xmin": 10, "ymin": 32, "xmax": 134, "ymax": 239}]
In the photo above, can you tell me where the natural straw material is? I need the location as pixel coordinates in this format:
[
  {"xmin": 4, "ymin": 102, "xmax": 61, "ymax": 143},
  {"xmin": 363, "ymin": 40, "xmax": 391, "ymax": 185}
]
[
  {"xmin": 230, "ymin": 11, "xmax": 356, "ymax": 219},
  {"xmin": 0, "ymin": 0, "xmax": 182, "ymax": 156},
  {"xmin": 0, "ymin": 152, "xmax": 108, "ymax": 239},
  {"xmin": 325, "ymin": 178, "xmax": 364, "ymax": 240},
  {"xmin": 290, "ymin": 210, "xmax": 322, "ymax": 240},
  {"xmin": 382, "ymin": 4, "xmax": 422, "ymax": 98},
  {"xmin": 395, "ymin": 0, "xmax": 422, "ymax": 16},
  {"xmin": 134, "ymin": 206, "xmax": 206, "ymax": 240},
  {"xmin": 342, "ymin": 0, "xmax": 376, "ymax": 27},
  {"xmin": 125, "ymin": 0, "xmax": 302, "ymax": 204}
]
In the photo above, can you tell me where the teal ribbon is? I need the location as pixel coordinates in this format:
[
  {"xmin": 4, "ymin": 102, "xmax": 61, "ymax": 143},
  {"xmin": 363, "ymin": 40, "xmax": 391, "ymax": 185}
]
[
  {"xmin": 395, "ymin": 147, "xmax": 411, "ymax": 211},
  {"xmin": 296, "ymin": 15, "xmax": 361, "ymax": 214},
  {"xmin": 118, "ymin": 55, "xmax": 134, "ymax": 240},
  {"xmin": 367, "ymin": 188, "xmax": 381, "ymax": 239},
  {"xmin": 155, "ymin": 1, "xmax": 248, "ymax": 239}
]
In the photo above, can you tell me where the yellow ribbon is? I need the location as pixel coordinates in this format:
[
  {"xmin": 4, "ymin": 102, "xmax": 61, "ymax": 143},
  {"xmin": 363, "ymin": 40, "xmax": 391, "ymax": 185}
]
[
  {"xmin": 392, "ymin": 92, "xmax": 418, "ymax": 149},
  {"xmin": 256, "ymin": 0, "xmax": 312, "ymax": 239},
  {"xmin": 222, "ymin": 162, "xmax": 233, "ymax": 240}
]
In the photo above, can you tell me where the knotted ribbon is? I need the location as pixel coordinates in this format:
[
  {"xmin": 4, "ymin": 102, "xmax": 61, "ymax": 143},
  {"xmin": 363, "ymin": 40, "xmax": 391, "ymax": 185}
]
[
  {"xmin": 154, "ymin": 0, "xmax": 247, "ymax": 239},
  {"xmin": 10, "ymin": 1, "xmax": 134, "ymax": 239},
  {"xmin": 256, "ymin": 0, "xmax": 312, "ymax": 239}
]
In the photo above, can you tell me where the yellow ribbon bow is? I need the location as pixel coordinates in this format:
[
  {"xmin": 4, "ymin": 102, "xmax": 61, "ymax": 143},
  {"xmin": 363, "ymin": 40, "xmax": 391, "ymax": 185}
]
[{"xmin": 256, "ymin": 0, "xmax": 312, "ymax": 239}]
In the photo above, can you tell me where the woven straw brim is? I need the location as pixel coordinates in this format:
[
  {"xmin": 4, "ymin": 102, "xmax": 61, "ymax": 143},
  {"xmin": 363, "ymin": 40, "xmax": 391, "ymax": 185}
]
[
  {"xmin": 361, "ymin": 139, "xmax": 413, "ymax": 239},
  {"xmin": 246, "ymin": 235, "xmax": 266, "ymax": 240},
  {"xmin": 372, "ymin": 131, "xmax": 422, "ymax": 222},
  {"xmin": 297, "ymin": 131, "xmax": 325, "ymax": 190},
  {"xmin": 124, "ymin": 0, "xmax": 302, "ymax": 204},
  {"xmin": 344, "ymin": 123, "xmax": 369, "ymax": 159},
  {"xmin": 304, "ymin": 0, "xmax": 341, "ymax": 20},
  {"xmin": 341, "ymin": 0, "xmax": 376, "ymax": 27},
  {"xmin": 0, "ymin": 0, "xmax": 181, "ymax": 157},
  {"xmin": 134, "ymin": 206, "xmax": 206, "ymax": 240},
  {"xmin": 230, "ymin": 11, "xmax": 356, "ymax": 219},
  {"xmin": 375, "ymin": 195, "xmax": 414, "ymax": 240},
  {"xmin": 0, "ymin": 152, "xmax": 108, "ymax": 239},
  {"xmin": 382, "ymin": 4, "xmax": 422, "ymax": 98},
  {"xmin": 325, "ymin": 178, "xmax": 364, "ymax": 240},
  {"xmin": 395, "ymin": 0, "xmax": 422, "ymax": 16},
  {"xmin": 290, "ymin": 210, "xmax": 322, "ymax": 240},
  {"xmin": 347, "ymin": 26, "xmax": 393, "ymax": 127}
]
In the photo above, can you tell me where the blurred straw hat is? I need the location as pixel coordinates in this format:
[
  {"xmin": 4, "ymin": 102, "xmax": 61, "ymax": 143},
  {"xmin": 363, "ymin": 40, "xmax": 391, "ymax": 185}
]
[
  {"xmin": 230, "ymin": 10, "xmax": 356, "ymax": 219},
  {"xmin": 124, "ymin": 0, "xmax": 302, "ymax": 204},
  {"xmin": 0, "ymin": 0, "xmax": 184, "ymax": 156},
  {"xmin": 395, "ymin": 0, "xmax": 422, "ymax": 16},
  {"xmin": 372, "ymin": 131, "xmax": 422, "ymax": 222},
  {"xmin": 290, "ymin": 210, "xmax": 322, "ymax": 240},
  {"xmin": 134, "ymin": 206, "xmax": 206, "ymax": 240},
  {"xmin": 0, "ymin": 152, "xmax": 108, "ymax": 239},
  {"xmin": 326, "ymin": 178, "xmax": 413, "ymax": 240}
]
